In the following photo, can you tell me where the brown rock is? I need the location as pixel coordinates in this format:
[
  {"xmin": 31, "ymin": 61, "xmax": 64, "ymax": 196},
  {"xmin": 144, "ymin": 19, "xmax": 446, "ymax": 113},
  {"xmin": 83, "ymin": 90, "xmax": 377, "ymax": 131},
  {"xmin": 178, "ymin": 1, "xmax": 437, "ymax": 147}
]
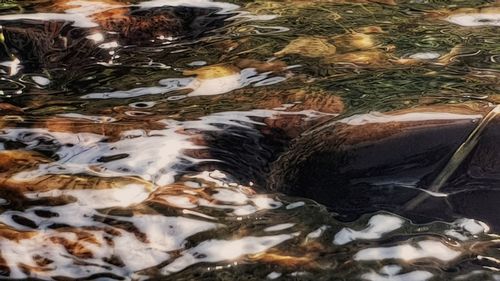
[
  {"xmin": 275, "ymin": 37, "xmax": 337, "ymax": 58},
  {"xmin": 0, "ymin": 103, "xmax": 23, "ymax": 114},
  {"xmin": 269, "ymin": 102, "xmax": 500, "ymax": 228}
]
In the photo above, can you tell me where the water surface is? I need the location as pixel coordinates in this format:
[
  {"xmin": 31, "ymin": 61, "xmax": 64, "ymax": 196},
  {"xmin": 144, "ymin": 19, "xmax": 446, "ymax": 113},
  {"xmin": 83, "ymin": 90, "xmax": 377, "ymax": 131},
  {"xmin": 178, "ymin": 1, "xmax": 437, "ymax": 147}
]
[{"xmin": 0, "ymin": 0, "xmax": 499, "ymax": 280}]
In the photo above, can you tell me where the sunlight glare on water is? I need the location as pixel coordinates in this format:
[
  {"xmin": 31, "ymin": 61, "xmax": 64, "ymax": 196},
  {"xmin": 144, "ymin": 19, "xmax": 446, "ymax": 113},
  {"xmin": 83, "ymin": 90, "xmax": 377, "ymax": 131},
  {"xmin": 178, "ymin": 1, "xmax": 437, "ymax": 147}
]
[{"xmin": 0, "ymin": 0, "xmax": 499, "ymax": 280}]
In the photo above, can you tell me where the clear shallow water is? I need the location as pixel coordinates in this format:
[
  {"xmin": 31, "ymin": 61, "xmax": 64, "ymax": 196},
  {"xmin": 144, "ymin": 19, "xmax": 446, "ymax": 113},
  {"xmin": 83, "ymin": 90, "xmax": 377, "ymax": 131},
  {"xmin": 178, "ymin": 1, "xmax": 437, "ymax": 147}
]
[{"xmin": 0, "ymin": 0, "xmax": 498, "ymax": 280}]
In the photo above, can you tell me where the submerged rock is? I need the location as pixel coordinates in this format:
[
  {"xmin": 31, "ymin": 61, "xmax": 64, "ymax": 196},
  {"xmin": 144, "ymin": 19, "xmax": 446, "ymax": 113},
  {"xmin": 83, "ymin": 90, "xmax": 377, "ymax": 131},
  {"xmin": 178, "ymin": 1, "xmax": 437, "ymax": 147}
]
[
  {"xmin": 275, "ymin": 29, "xmax": 468, "ymax": 68},
  {"xmin": 0, "ymin": 2, "xmax": 233, "ymax": 69},
  {"xmin": 275, "ymin": 37, "xmax": 337, "ymax": 58},
  {"xmin": 332, "ymin": 33, "xmax": 378, "ymax": 52},
  {"xmin": 324, "ymin": 49, "xmax": 388, "ymax": 65},
  {"xmin": 274, "ymin": 33, "xmax": 378, "ymax": 60},
  {"xmin": 269, "ymin": 103, "xmax": 500, "ymax": 229},
  {"xmin": 0, "ymin": 103, "xmax": 23, "ymax": 114},
  {"xmin": 0, "ymin": 149, "xmax": 153, "ymax": 193}
]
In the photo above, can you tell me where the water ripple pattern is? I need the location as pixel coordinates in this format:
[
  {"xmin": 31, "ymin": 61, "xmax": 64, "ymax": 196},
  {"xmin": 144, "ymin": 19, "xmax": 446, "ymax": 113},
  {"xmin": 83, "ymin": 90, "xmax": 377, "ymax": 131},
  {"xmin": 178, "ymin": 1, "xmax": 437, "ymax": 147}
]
[{"xmin": 0, "ymin": 0, "xmax": 498, "ymax": 280}]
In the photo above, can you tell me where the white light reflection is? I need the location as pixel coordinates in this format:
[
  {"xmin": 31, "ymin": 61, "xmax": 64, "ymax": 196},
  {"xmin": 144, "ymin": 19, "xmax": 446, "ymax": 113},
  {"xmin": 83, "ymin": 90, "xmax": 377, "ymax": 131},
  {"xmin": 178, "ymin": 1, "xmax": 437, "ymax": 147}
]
[
  {"xmin": 161, "ymin": 234, "xmax": 297, "ymax": 274},
  {"xmin": 85, "ymin": 32, "xmax": 105, "ymax": 43},
  {"xmin": 334, "ymin": 214, "xmax": 404, "ymax": 245},
  {"xmin": 81, "ymin": 68, "xmax": 284, "ymax": 99},
  {"xmin": 339, "ymin": 112, "xmax": 483, "ymax": 126},
  {"xmin": 445, "ymin": 218, "xmax": 490, "ymax": 241},
  {"xmin": 447, "ymin": 13, "xmax": 500, "ymax": 27},
  {"xmin": 361, "ymin": 268, "xmax": 433, "ymax": 281},
  {"xmin": 0, "ymin": 58, "xmax": 21, "ymax": 76},
  {"xmin": 31, "ymin": 75, "xmax": 50, "ymax": 86},
  {"xmin": 0, "ymin": 214, "xmax": 218, "ymax": 279},
  {"xmin": 1, "ymin": 121, "xmax": 197, "ymax": 186},
  {"xmin": 354, "ymin": 240, "xmax": 461, "ymax": 262}
]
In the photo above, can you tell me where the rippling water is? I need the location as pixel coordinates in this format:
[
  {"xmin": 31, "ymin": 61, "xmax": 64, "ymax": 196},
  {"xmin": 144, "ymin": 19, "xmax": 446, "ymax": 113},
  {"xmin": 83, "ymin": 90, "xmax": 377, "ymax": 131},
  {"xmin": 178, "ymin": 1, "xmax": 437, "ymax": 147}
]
[{"xmin": 0, "ymin": 0, "xmax": 499, "ymax": 280}]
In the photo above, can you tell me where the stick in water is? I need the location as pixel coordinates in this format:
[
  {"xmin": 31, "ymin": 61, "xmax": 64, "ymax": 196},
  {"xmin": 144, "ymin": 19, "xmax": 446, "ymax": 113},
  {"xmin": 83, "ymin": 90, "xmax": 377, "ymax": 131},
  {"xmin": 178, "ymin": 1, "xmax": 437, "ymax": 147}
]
[{"xmin": 404, "ymin": 104, "xmax": 500, "ymax": 211}]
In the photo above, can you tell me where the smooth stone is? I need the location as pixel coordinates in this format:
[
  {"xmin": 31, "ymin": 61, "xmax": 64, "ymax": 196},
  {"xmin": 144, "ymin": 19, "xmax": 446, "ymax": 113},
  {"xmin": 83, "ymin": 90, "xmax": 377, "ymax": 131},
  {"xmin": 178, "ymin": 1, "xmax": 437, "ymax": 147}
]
[{"xmin": 269, "ymin": 103, "xmax": 500, "ymax": 229}]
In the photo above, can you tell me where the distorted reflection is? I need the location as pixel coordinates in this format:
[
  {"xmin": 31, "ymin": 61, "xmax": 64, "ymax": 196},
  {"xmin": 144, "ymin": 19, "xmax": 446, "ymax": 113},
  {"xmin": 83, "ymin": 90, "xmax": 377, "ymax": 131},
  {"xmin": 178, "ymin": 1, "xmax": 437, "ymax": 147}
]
[{"xmin": 0, "ymin": 0, "xmax": 499, "ymax": 279}]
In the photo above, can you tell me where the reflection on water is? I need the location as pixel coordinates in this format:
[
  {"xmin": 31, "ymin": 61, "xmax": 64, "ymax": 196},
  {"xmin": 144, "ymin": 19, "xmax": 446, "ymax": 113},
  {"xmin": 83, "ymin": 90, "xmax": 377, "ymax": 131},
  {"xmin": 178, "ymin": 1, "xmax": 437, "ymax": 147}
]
[
  {"xmin": 0, "ymin": 0, "xmax": 499, "ymax": 279},
  {"xmin": 81, "ymin": 64, "xmax": 287, "ymax": 99}
]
